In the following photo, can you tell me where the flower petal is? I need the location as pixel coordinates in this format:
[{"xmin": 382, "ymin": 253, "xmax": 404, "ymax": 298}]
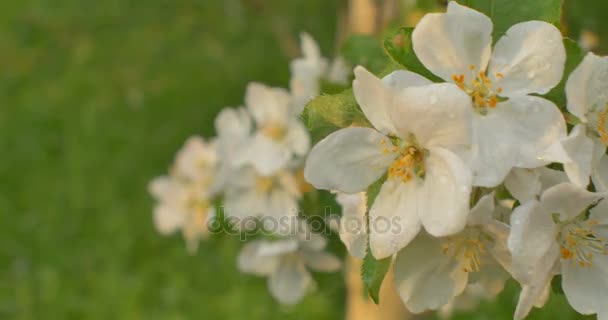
[
  {"xmin": 302, "ymin": 251, "xmax": 342, "ymax": 272},
  {"xmin": 560, "ymin": 125, "xmax": 595, "ymax": 187},
  {"xmin": 565, "ymin": 52, "xmax": 608, "ymax": 123},
  {"xmin": 540, "ymin": 183, "xmax": 605, "ymax": 221},
  {"xmin": 514, "ymin": 274, "xmax": 554, "ymax": 320},
  {"xmin": 467, "ymin": 192, "xmax": 495, "ymax": 226},
  {"xmin": 304, "ymin": 127, "xmax": 396, "ymax": 194},
  {"xmin": 352, "ymin": 66, "xmax": 397, "ymax": 134},
  {"xmin": 390, "ymin": 83, "xmax": 472, "ymax": 148},
  {"xmin": 382, "ymin": 69, "xmax": 433, "ymax": 91},
  {"xmin": 237, "ymin": 240, "xmax": 281, "ymax": 276},
  {"xmin": 419, "ymin": 147, "xmax": 472, "ymax": 237},
  {"xmin": 471, "ymin": 96, "xmax": 566, "ymax": 187},
  {"xmin": 562, "ymin": 259, "xmax": 608, "ymax": 319},
  {"xmin": 508, "ymin": 200, "xmax": 559, "ymax": 283},
  {"xmin": 489, "ymin": 21, "xmax": 565, "ymax": 96},
  {"xmin": 504, "ymin": 168, "xmax": 542, "ymax": 203},
  {"xmin": 394, "ymin": 234, "xmax": 468, "ymax": 313},
  {"xmin": 245, "ymin": 133, "xmax": 292, "ymax": 175},
  {"xmin": 336, "ymin": 192, "xmax": 368, "ymax": 259},
  {"xmin": 369, "ymin": 179, "xmax": 422, "ymax": 259},
  {"xmin": 412, "ymin": 1, "xmax": 492, "ymax": 82},
  {"xmin": 246, "ymin": 82, "xmax": 291, "ymax": 126},
  {"xmin": 593, "ymin": 154, "xmax": 608, "ymax": 192},
  {"xmin": 268, "ymin": 258, "xmax": 312, "ymax": 305}
]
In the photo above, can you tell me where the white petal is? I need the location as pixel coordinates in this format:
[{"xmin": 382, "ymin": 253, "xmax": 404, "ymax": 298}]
[
  {"xmin": 369, "ymin": 179, "xmax": 422, "ymax": 259},
  {"xmin": 245, "ymin": 82, "xmax": 291, "ymax": 126},
  {"xmin": 266, "ymin": 189, "xmax": 299, "ymax": 221},
  {"xmin": 153, "ymin": 204, "xmax": 185, "ymax": 235},
  {"xmin": 471, "ymin": 96, "xmax": 566, "ymax": 187},
  {"xmin": 286, "ymin": 119, "xmax": 311, "ymax": 156},
  {"xmin": 419, "ymin": 147, "xmax": 472, "ymax": 237},
  {"xmin": 514, "ymin": 274, "xmax": 554, "ymax": 320},
  {"xmin": 412, "ymin": 1, "xmax": 492, "ymax": 82},
  {"xmin": 304, "ymin": 127, "xmax": 396, "ymax": 193},
  {"xmin": 560, "ymin": 125, "xmax": 595, "ymax": 187},
  {"xmin": 302, "ymin": 251, "xmax": 342, "ymax": 272},
  {"xmin": 237, "ymin": 240, "xmax": 281, "ymax": 276},
  {"xmin": 504, "ymin": 168, "xmax": 541, "ymax": 203},
  {"xmin": 390, "ymin": 83, "xmax": 472, "ymax": 148},
  {"xmin": 468, "ymin": 192, "xmax": 495, "ymax": 226},
  {"xmin": 394, "ymin": 234, "xmax": 468, "ymax": 313},
  {"xmin": 215, "ymin": 107, "xmax": 252, "ymax": 154},
  {"xmin": 269, "ymin": 258, "xmax": 312, "ymax": 305},
  {"xmin": 540, "ymin": 183, "xmax": 605, "ymax": 221},
  {"xmin": 336, "ymin": 192, "xmax": 368, "ymax": 259},
  {"xmin": 565, "ymin": 52, "xmax": 608, "ymax": 122},
  {"xmin": 382, "ymin": 69, "xmax": 433, "ymax": 91},
  {"xmin": 352, "ymin": 66, "xmax": 397, "ymax": 134},
  {"xmin": 148, "ymin": 176, "xmax": 172, "ymax": 200},
  {"xmin": 245, "ymin": 133, "xmax": 292, "ymax": 175},
  {"xmin": 489, "ymin": 21, "xmax": 565, "ymax": 96},
  {"xmin": 593, "ymin": 154, "xmax": 608, "ymax": 192},
  {"xmin": 562, "ymin": 259, "xmax": 608, "ymax": 318},
  {"xmin": 539, "ymin": 167, "xmax": 569, "ymax": 190},
  {"xmin": 508, "ymin": 200, "xmax": 559, "ymax": 283}
]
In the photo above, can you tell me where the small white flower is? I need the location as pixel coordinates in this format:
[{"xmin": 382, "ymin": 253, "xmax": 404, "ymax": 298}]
[
  {"xmin": 335, "ymin": 192, "xmax": 368, "ymax": 259},
  {"xmin": 393, "ymin": 193, "xmax": 511, "ymax": 313},
  {"xmin": 508, "ymin": 183, "xmax": 608, "ymax": 320},
  {"xmin": 149, "ymin": 136, "xmax": 218, "ymax": 253},
  {"xmin": 237, "ymin": 223, "xmax": 341, "ymax": 305},
  {"xmin": 305, "ymin": 66, "xmax": 473, "ymax": 259},
  {"xmin": 545, "ymin": 53, "xmax": 608, "ymax": 187},
  {"xmin": 412, "ymin": 1, "xmax": 567, "ymax": 187},
  {"xmin": 223, "ymin": 167, "xmax": 302, "ymax": 224},
  {"xmin": 290, "ymin": 32, "xmax": 350, "ymax": 114},
  {"xmin": 243, "ymin": 82, "xmax": 310, "ymax": 175}
]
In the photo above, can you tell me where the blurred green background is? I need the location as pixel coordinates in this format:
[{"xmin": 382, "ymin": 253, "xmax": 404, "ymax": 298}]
[{"xmin": 0, "ymin": 0, "xmax": 606, "ymax": 319}]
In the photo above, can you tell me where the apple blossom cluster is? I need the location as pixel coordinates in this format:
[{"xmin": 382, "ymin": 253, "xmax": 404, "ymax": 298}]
[
  {"xmin": 305, "ymin": 2, "xmax": 608, "ymax": 319},
  {"xmin": 150, "ymin": 1, "xmax": 608, "ymax": 319},
  {"xmin": 149, "ymin": 33, "xmax": 346, "ymax": 304}
]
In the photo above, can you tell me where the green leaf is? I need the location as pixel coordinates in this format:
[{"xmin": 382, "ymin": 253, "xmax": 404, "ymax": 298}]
[
  {"xmin": 544, "ymin": 39, "xmax": 586, "ymax": 111},
  {"xmin": 361, "ymin": 250, "xmax": 391, "ymax": 304},
  {"xmin": 366, "ymin": 174, "xmax": 387, "ymax": 210},
  {"xmin": 459, "ymin": 0, "xmax": 563, "ymax": 40},
  {"xmin": 551, "ymin": 275, "xmax": 564, "ymax": 295},
  {"xmin": 301, "ymin": 89, "xmax": 371, "ymax": 143},
  {"xmin": 384, "ymin": 27, "xmax": 441, "ymax": 82},
  {"xmin": 342, "ymin": 34, "xmax": 388, "ymax": 75}
]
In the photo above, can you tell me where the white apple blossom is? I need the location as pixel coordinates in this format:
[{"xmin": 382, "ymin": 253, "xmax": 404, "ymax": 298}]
[
  {"xmin": 237, "ymin": 223, "xmax": 341, "ymax": 305},
  {"xmin": 242, "ymin": 82, "xmax": 310, "ymax": 175},
  {"xmin": 508, "ymin": 183, "xmax": 608, "ymax": 320},
  {"xmin": 223, "ymin": 166, "xmax": 302, "ymax": 225},
  {"xmin": 149, "ymin": 136, "xmax": 218, "ymax": 253},
  {"xmin": 290, "ymin": 32, "xmax": 349, "ymax": 114},
  {"xmin": 335, "ymin": 192, "xmax": 368, "ymax": 259},
  {"xmin": 393, "ymin": 193, "xmax": 511, "ymax": 313},
  {"xmin": 412, "ymin": 1, "xmax": 567, "ymax": 187},
  {"xmin": 545, "ymin": 53, "xmax": 608, "ymax": 187},
  {"xmin": 305, "ymin": 66, "xmax": 473, "ymax": 259}
]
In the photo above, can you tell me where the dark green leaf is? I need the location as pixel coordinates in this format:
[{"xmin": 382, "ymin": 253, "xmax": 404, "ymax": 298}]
[
  {"xmin": 551, "ymin": 275, "xmax": 564, "ymax": 295},
  {"xmin": 342, "ymin": 34, "xmax": 389, "ymax": 75},
  {"xmin": 301, "ymin": 89, "xmax": 371, "ymax": 143},
  {"xmin": 366, "ymin": 174, "xmax": 387, "ymax": 210},
  {"xmin": 544, "ymin": 38, "xmax": 586, "ymax": 111},
  {"xmin": 361, "ymin": 250, "xmax": 392, "ymax": 304},
  {"xmin": 383, "ymin": 27, "xmax": 442, "ymax": 82},
  {"xmin": 459, "ymin": 0, "xmax": 563, "ymax": 41}
]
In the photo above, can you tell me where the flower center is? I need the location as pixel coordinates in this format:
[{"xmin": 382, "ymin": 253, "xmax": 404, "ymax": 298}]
[
  {"xmin": 588, "ymin": 105, "xmax": 608, "ymax": 145},
  {"xmin": 382, "ymin": 138, "xmax": 426, "ymax": 183},
  {"xmin": 452, "ymin": 65, "xmax": 503, "ymax": 115},
  {"xmin": 256, "ymin": 176, "xmax": 275, "ymax": 193},
  {"xmin": 442, "ymin": 228, "xmax": 489, "ymax": 273},
  {"xmin": 559, "ymin": 219, "xmax": 608, "ymax": 268},
  {"xmin": 261, "ymin": 123, "xmax": 286, "ymax": 140}
]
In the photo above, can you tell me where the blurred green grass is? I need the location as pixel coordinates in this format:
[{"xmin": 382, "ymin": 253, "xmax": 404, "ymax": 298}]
[{"xmin": 1, "ymin": 0, "xmax": 607, "ymax": 319}]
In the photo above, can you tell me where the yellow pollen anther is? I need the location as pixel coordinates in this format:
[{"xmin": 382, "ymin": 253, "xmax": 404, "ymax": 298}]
[
  {"xmin": 261, "ymin": 123, "xmax": 286, "ymax": 140},
  {"xmin": 559, "ymin": 219, "xmax": 608, "ymax": 268},
  {"xmin": 387, "ymin": 144, "xmax": 425, "ymax": 183},
  {"xmin": 256, "ymin": 176, "xmax": 274, "ymax": 193},
  {"xmin": 452, "ymin": 67, "xmax": 502, "ymax": 114},
  {"xmin": 597, "ymin": 110, "xmax": 608, "ymax": 145}
]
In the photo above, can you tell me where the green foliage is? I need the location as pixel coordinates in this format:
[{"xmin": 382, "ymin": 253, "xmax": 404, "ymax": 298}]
[
  {"xmin": 301, "ymin": 89, "xmax": 371, "ymax": 143},
  {"xmin": 459, "ymin": 0, "xmax": 563, "ymax": 40},
  {"xmin": 544, "ymin": 39, "xmax": 586, "ymax": 110},
  {"xmin": 341, "ymin": 34, "xmax": 388, "ymax": 75},
  {"xmin": 383, "ymin": 27, "xmax": 442, "ymax": 82},
  {"xmin": 361, "ymin": 250, "xmax": 391, "ymax": 304}
]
